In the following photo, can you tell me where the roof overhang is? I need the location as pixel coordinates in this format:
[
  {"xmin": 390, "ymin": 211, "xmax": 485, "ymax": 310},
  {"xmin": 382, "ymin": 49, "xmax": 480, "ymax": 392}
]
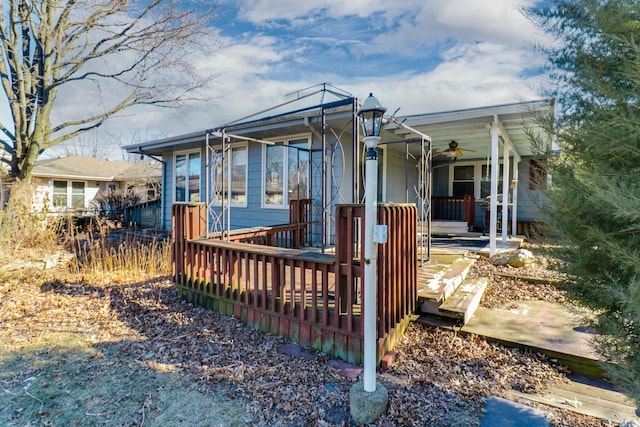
[
  {"xmin": 124, "ymin": 98, "xmax": 357, "ymax": 156},
  {"xmin": 32, "ymin": 172, "xmax": 117, "ymax": 181},
  {"xmin": 382, "ymin": 99, "xmax": 554, "ymax": 160}
]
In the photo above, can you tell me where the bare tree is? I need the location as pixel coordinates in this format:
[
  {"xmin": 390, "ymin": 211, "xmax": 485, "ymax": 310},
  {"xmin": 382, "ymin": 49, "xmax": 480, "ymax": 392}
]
[{"xmin": 0, "ymin": 0, "xmax": 217, "ymax": 184}]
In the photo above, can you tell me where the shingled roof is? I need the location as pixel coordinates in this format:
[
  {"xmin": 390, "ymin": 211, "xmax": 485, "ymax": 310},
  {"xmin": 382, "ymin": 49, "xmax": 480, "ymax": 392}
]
[{"xmin": 32, "ymin": 156, "xmax": 160, "ymax": 181}]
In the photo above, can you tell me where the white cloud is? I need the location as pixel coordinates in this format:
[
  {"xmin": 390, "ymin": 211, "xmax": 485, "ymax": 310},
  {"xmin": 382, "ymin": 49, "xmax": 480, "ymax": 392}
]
[
  {"xmin": 236, "ymin": 0, "xmax": 411, "ymax": 23},
  {"xmin": 343, "ymin": 41, "xmax": 544, "ymax": 116},
  {"xmin": 39, "ymin": 0, "xmax": 551, "ymax": 160}
]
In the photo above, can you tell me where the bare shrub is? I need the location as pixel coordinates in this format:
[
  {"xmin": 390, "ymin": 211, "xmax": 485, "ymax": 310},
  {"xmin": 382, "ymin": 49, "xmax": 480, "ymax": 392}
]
[
  {"xmin": 0, "ymin": 180, "xmax": 59, "ymax": 257},
  {"xmin": 94, "ymin": 188, "xmax": 141, "ymax": 221}
]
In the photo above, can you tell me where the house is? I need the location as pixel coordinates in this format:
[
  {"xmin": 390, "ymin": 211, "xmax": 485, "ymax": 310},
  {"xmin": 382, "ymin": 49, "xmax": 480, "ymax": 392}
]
[
  {"xmin": 29, "ymin": 156, "xmax": 161, "ymax": 217},
  {"xmin": 124, "ymin": 89, "xmax": 553, "ymax": 363},
  {"xmin": 123, "ymin": 90, "xmax": 552, "ymax": 254}
]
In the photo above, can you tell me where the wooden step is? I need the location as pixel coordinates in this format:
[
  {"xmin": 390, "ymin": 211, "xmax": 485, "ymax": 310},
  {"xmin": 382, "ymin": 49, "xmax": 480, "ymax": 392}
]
[
  {"xmin": 438, "ymin": 277, "xmax": 488, "ymax": 324},
  {"xmin": 431, "ymin": 220, "xmax": 470, "ymax": 235},
  {"xmin": 508, "ymin": 376, "xmax": 639, "ymax": 424},
  {"xmin": 418, "ymin": 256, "xmax": 476, "ymax": 315}
]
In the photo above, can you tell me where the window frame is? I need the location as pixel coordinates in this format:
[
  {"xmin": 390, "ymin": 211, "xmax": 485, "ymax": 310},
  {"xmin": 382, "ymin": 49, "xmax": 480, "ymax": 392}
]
[
  {"xmin": 211, "ymin": 142, "xmax": 249, "ymax": 208},
  {"xmin": 448, "ymin": 160, "xmax": 505, "ymax": 199},
  {"xmin": 174, "ymin": 150, "xmax": 202, "ymax": 203},
  {"xmin": 261, "ymin": 135, "xmax": 311, "ymax": 209},
  {"xmin": 51, "ymin": 180, "xmax": 86, "ymax": 209}
]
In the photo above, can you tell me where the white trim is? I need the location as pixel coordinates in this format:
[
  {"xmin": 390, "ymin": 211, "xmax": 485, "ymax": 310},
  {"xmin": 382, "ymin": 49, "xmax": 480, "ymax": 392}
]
[
  {"xmin": 174, "ymin": 149, "xmax": 202, "ymax": 203},
  {"xmin": 448, "ymin": 160, "xmax": 503, "ymax": 199},
  {"xmin": 50, "ymin": 179, "xmax": 87, "ymax": 210}
]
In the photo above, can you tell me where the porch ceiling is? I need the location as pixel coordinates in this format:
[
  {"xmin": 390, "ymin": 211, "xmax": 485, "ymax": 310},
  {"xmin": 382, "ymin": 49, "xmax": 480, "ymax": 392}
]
[{"xmin": 382, "ymin": 99, "xmax": 553, "ymax": 161}]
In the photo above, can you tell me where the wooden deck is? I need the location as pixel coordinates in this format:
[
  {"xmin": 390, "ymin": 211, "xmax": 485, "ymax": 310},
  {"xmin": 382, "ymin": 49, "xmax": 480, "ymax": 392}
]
[{"xmin": 172, "ymin": 202, "xmax": 416, "ymax": 365}]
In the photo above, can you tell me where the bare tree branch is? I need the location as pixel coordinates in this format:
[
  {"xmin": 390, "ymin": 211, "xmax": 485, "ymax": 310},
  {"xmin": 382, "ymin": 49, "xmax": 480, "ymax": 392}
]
[{"xmin": 0, "ymin": 0, "xmax": 219, "ymax": 181}]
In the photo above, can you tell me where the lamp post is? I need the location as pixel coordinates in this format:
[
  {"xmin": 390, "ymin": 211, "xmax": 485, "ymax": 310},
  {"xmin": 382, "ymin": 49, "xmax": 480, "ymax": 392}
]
[
  {"xmin": 358, "ymin": 93, "xmax": 386, "ymax": 392},
  {"xmin": 349, "ymin": 93, "xmax": 388, "ymax": 424}
]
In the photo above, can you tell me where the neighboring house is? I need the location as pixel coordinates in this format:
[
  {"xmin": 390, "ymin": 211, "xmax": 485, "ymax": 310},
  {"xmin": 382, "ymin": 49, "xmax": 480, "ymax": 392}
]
[
  {"xmin": 123, "ymin": 91, "xmax": 552, "ymax": 249},
  {"xmin": 30, "ymin": 156, "xmax": 161, "ymax": 216}
]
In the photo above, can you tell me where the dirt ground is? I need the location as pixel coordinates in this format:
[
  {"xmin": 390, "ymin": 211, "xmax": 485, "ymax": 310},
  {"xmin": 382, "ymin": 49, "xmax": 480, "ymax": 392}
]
[{"xmin": 0, "ymin": 247, "xmax": 613, "ymax": 426}]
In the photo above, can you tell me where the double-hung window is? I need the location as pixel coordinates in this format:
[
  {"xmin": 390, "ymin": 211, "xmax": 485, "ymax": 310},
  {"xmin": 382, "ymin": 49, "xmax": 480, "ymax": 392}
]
[
  {"xmin": 212, "ymin": 144, "xmax": 248, "ymax": 206},
  {"xmin": 175, "ymin": 151, "xmax": 201, "ymax": 202},
  {"xmin": 52, "ymin": 180, "xmax": 85, "ymax": 209},
  {"xmin": 449, "ymin": 161, "xmax": 504, "ymax": 199},
  {"xmin": 263, "ymin": 137, "xmax": 309, "ymax": 208},
  {"xmin": 452, "ymin": 165, "xmax": 475, "ymax": 197}
]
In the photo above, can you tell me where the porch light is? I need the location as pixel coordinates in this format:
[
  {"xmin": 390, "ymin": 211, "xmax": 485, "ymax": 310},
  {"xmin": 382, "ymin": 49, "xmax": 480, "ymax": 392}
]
[{"xmin": 358, "ymin": 93, "xmax": 387, "ymax": 143}]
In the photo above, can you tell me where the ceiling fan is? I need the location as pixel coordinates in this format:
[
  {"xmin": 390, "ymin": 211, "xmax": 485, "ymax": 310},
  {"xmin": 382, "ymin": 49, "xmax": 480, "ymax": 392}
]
[{"xmin": 435, "ymin": 140, "xmax": 476, "ymax": 158}]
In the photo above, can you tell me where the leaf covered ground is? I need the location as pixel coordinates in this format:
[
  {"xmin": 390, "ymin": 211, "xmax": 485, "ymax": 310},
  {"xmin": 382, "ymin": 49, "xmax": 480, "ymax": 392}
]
[{"xmin": 0, "ymin": 250, "xmax": 611, "ymax": 426}]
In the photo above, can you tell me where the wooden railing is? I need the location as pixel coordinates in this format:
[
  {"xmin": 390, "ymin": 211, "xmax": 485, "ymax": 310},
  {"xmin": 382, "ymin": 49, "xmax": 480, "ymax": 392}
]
[
  {"xmin": 124, "ymin": 199, "xmax": 161, "ymax": 229},
  {"xmin": 172, "ymin": 202, "xmax": 417, "ymax": 365},
  {"xmin": 212, "ymin": 223, "xmax": 308, "ymax": 248},
  {"xmin": 431, "ymin": 195, "xmax": 475, "ymax": 229},
  {"xmin": 289, "ymin": 198, "xmax": 312, "ymax": 247}
]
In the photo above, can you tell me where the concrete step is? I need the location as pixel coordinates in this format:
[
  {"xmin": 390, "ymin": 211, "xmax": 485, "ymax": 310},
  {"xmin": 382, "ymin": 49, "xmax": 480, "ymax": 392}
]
[
  {"xmin": 438, "ymin": 277, "xmax": 488, "ymax": 324},
  {"xmin": 481, "ymin": 396, "xmax": 549, "ymax": 427}
]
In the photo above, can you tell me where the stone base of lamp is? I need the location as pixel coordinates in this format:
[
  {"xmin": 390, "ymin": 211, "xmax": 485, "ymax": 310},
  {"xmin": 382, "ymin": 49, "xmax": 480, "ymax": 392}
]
[{"xmin": 349, "ymin": 381, "xmax": 389, "ymax": 424}]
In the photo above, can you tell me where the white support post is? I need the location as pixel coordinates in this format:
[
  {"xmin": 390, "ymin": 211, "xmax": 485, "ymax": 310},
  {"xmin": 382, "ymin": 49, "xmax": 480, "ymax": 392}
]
[
  {"xmin": 501, "ymin": 141, "xmax": 510, "ymax": 243},
  {"xmin": 363, "ymin": 136, "xmax": 379, "ymax": 393},
  {"xmin": 511, "ymin": 160, "xmax": 519, "ymax": 236},
  {"xmin": 490, "ymin": 118, "xmax": 500, "ymax": 256}
]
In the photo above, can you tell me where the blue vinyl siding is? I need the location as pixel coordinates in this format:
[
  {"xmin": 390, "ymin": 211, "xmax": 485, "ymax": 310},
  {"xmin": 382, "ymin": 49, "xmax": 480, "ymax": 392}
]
[{"xmin": 384, "ymin": 147, "xmax": 419, "ymax": 203}]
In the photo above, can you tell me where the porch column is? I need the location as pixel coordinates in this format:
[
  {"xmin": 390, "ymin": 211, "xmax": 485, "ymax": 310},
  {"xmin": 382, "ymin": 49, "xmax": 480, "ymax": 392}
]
[
  {"xmin": 501, "ymin": 140, "xmax": 510, "ymax": 243},
  {"xmin": 489, "ymin": 117, "xmax": 500, "ymax": 256},
  {"xmin": 511, "ymin": 160, "xmax": 519, "ymax": 236}
]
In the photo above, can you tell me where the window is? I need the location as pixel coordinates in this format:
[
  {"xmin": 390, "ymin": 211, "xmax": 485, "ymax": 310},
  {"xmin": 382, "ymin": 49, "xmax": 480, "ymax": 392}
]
[
  {"xmin": 452, "ymin": 165, "xmax": 475, "ymax": 197},
  {"xmin": 175, "ymin": 151, "xmax": 201, "ymax": 202},
  {"xmin": 213, "ymin": 144, "xmax": 248, "ymax": 206},
  {"xmin": 288, "ymin": 141, "xmax": 309, "ymax": 201},
  {"xmin": 52, "ymin": 180, "xmax": 85, "ymax": 208},
  {"xmin": 71, "ymin": 182, "xmax": 85, "ymax": 208},
  {"xmin": 263, "ymin": 138, "xmax": 310, "ymax": 208},
  {"xmin": 449, "ymin": 161, "xmax": 508, "ymax": 199},
  {"xmin": 53, "ymin": 180, "xmax": 67, "ymax": 207}
]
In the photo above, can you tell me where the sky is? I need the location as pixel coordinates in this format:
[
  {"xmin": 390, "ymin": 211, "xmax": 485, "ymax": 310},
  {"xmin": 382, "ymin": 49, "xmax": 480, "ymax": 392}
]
[{"xmin": 45, "ymin": 0, "xmax": 551, "ymax": 159}]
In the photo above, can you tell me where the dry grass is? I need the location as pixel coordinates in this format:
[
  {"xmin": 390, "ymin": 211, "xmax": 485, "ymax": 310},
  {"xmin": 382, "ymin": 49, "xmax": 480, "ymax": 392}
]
[{"xmin": 69, "ymin": 229, "xmax": 172, "ymax": 282}]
